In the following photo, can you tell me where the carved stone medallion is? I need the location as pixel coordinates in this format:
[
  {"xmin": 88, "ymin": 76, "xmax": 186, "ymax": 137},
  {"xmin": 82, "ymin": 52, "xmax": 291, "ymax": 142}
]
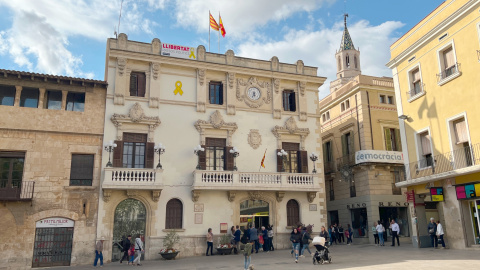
[
  {"xmin": 129, "ymin": 103, "xmax": 145, "ymax": 122},
  {"xmin": 236, "ymin": 77, "xmax": 271, "ymax": 108},
  {"xmin": 248, "ymin": 129, "xmax": 262, "ymax": 149}
]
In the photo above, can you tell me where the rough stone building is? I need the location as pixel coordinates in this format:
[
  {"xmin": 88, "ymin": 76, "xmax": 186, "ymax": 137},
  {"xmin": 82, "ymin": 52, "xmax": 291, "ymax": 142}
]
[
  {"xmin": 97, "ymin": 33, "xmax": 326, "ymax": 261},
  {"xmin": 0, "ymin": 69, "xmax": 107, "ymax": 269},
  {"xmin": 320, "ymin": 16, "xmax": 408, "ymax": 244}
]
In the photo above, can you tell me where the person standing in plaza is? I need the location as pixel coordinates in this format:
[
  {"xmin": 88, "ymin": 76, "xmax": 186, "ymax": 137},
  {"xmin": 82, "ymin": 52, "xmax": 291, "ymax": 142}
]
[
  {"xmin": 428, "ymin": 218, "xmax": 438, "ymax": 248},
  {"xmin": 234, "ymin": 225, "xmax": 242, "ymax": 254},
  {"xmin": 319, "ymin": 226, "xmax": 329, "ymax": 243},
  {"xmin": 249, "ymin": 225, "xmax": 259, "ymax": 253},
  {"xmin": 243, "ymin": 240, "xmax": 254, "ymax": 270},
  {"xmin": 328, "ymin": 225, "xmax": 336, "ymax": 245},
  {"xmin": 333, "ymin": 224, "xmax": 340, "ymax": 244},
  {"xmin": 372, "ymin": 222, "xmax": 379, "ymax": 246},
  {"xmin": 206, "ymin": 228, "xmax": 214, "ymax": 256},
  {"xmin": 267, "ymin": 225, "xmax": 274, "ymax": 251},
  {"xmin": 290, "ymin": 228, "xmax": 301, "ymax": 263},
  {"xmin": 133, "ymin": 235, "xmax": 144, "ymax": 266},
  {"xmin": 338, "ymin": 224, "xmax": 345, "ymax": 244},
  {"xmin": 93, "ymin": 237, "xmax": 104, "ymax": 267},
  {"xmin": 390, "ymin": 220, "xmax": 400, "ymax": 246},
  {"xmin": 436, "ymin": 220, "xmax": 446, "ymax": 249},
  {"xmin": 261, "ymin": 226, "xmax": 269, "ymax": 252},
  {"xmin": 346, "ymin": 224, "xmax": 353, "ymax": 245},
  {"xmin": 119, "ymin": 235, "xmax": 131, "ymax": 264},
  {"xmin": 376, "ymin": 221, "xmax": 385, "ymax": 246}
]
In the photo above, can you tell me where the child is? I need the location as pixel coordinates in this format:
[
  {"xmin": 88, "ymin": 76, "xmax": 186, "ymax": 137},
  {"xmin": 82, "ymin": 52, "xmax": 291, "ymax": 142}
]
[
  {"xmin": 244, "ymin": 241, "xmax": 254, "ymax": 270},
  {"xmin": 128, "ymin": 244, "xmax": 135, "ymax": 265}
]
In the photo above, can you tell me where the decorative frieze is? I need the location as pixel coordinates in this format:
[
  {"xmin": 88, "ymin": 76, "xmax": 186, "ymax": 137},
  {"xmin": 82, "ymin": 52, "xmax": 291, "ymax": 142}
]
[
  {"xmin": 151, "ymin": 63, "xmax": 160, "ymax": 80},
  {"xmin": 307, "ymin": 192, "xmax": 317, "ymax": 203},
  {"xmin": 227, "ymin": 191, "xmax": 236, "ymax": 202},
  {"xmin": 117, "ymin": 57, "xmax": 127, "ymax": 76},
  {"xmin": 272, "ymin": 116, "xmax": 310, "ymax": 150},
  {"xmin": 276, "ymin": 191, "xmax": 285, "ymax": 202},
  {"xmin": 197, "ymin": 69, "xmax": 205, "ymax": 86},
  {"xmin": 114, "ymin": 94, "xmax": 125, "ymax": 105},
  {"xmin": 194, "ymin": 110, "xmax": 237, "ymax": 146},
  {"xmin": 197, "ymin": 101, "xmax": 206, "ymax": 113},
  {"xmin": 227, "ymin": 104, "xmax": 236, "ymax": 115},
  {"xmin": 273, "ymin": 109, "xmax": 282, "ymax": 119},
  {"xmin": 236, "ymin": 77, "xmax": 271, "ymax": 108},
  {"xmin": 152, "ymin": 190, "xmax": 162, "ymax": 202},
  {"xmin": 298, "ymin": 81, "xmax": 306, "ymax": 96}
]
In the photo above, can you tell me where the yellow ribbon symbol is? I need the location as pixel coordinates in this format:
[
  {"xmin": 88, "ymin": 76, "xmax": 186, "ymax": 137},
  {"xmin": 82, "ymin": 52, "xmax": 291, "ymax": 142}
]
[
  {"xmin": 189, "ymin": 48, "xmax": 196, "ymax": 59},
  {"xmin": 173, "ymin": 81, "xmax": 184, "ymax": 96}
]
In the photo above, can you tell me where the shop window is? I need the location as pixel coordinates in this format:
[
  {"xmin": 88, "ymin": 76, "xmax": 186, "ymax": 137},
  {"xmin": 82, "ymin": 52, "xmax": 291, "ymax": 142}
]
[
  {"xmin": 20, "ymin": 87, "xmax": 39, "ymax": 108},
  {"xmin": 384, "ymin": 128, "xmax": 402, "ymax": 151},
  {"xmin": 350, "ymin": 208, "xmax": 367, "ymax": 237},
  {"xmin": 129, "ymin": 72, "xmax": 146, "ymax": 97},
  {"xmin": 282, "ymin": 90, "xmax": 296, "ymax": 112},
  {"xmin": 0, "ymin": 84, "xmax": 15, "ymax": 106},
  {"xmin": 209, "ymin": 81, "xmax": 223, "ymax": 105},
  {"xmin": 46, "ymin": 90, "xmax": 62, "ymax": 110},
  {"xmin": 166, "ymin": 199, "xmax": 183, "ymax": 229},
  {"xmin": 286, "ymin": 199, "xmax": 300, "ymax": 226},
  {"xmin": 70, "ymin": 154, "xmax": 94, "ymax": 186},
  {"xmin": 66, "ymin": 92, "xmax": 85, "ymax": 112}
]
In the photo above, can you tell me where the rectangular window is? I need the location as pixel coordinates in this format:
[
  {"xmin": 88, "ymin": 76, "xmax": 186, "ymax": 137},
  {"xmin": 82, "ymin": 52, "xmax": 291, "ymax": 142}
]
[
  {"xmin": 20, "ymin": 87, "xmax": 39, "ymax": 108},
  {"xmin": 384, "ymin": 128, "xmax": 402, "ymax": 151},
  {"xmin": 122, "ymin": 133, "xmax": 147, "ymax": 168},
  {"xmin": 442, "ymin": 47, "xmax": 455, "ymax": 77},
  {"xmin": 387, "ymin": 96, "xmax": 394, "ymax": 105},
  {"xmin": 209, "ymin": 82, "xmax": 223, "ymax": 105},
  {"xmin": 345, "ymin": 100, "xmax": 350, "ymax": 109},
  {"xmin": 453, "ymin": 118, "xmax": 468, "ymax": 144},
  {"xmin": 322, "ymin": 114, "xmax": 326, "ymax": 122},
  {"xmin": 350, "ymin": 178, "xmax": 356, "ymax": 198},
  {"xmin": 66, "ymin": 92, "xmax": 85, "ymax": 112},
  {"xmin": 205, "ymin": 138, "xmax": 226, "ymax": 171},
  {"xmin": 379, "ymin": 95, "xmax": 386, "ymax": 104},
  {"xmin": 283, "ymin": 142, "xmax": 300, "ymax": 173},
  {"xmin": 70, "ymin": 154, "xmax": 94, "ymax": 186},
  {"xmin": 419, "ymin": 131, "xmax": 433, "ymax": 167},
  {"xmin": 282, "ymin": 90, "xmax": 296, "ymax": 112},
  {"xmin": 46, "ymin": 90, "xmax": 62, "ymax": 110},
  {"xmin": 129, "ymin": 72, "xmax": 146, "ymax": 97},
  {"xmin": 0, "ymin": 151, "xmax": 25, "ymax": 189},
  {"xmin": 341, "ymin": 103, "xmax": 345, "ymax": 112},
  {"xmin": 342, "ymin": 132, "xmax": 354, "ymax": 156},
  {"xmin": 0, "ymin": 84, "xmax": 15, "ymax": 106},
  {"xmin": 323, "ymin": 141, "xmax": 333, "ymax": 162},
  {"xmin": 411, "ymin": 68, "xmax": 422, "ymax": 96}
]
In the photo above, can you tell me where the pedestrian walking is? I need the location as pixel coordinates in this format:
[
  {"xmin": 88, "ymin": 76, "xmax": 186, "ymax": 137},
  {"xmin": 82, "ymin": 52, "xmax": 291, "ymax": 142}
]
[
  {"xmin": 249, "ymin": 225, "xmax": 259, "ymax": 253},
  {"xmin": 372, "ymin": 222, "xmax": 379, "ymax": 246},
  {"xmin": 234, "ymin": 225, "xmax": 242, "ymax": 254},
  {"xmin": 243, "ymin": 240, "xmax": 254, "ymax": 270},
  {"xmin": 93, "ymin": 237, "xmax": 104, "ymax": 267},
  {"xmin": 206, "ymin": 228, "xmax": 214, "ymax": 256},
  {"xmin": 328, "ymin": 225, "xmax": 336, "ymax": 245},
  {"xmin": 319, "ymin": 226, "xmax": 329, "ymax": 244},
  {"xmin": 133, "ymin": 235, "xmax": 144, "ymax": 266},
  {"xmin": 346, "ymin": 224, "xmax": 353, "ymax": 245},
  {"xmin": 119, "ymin": 235, "xmax": 131, "ymax": 264},
  {"xmin": 436, "ymin": 220, "xmax": 446, "ymax": 249},
  {"xmin": 300, "ymin": 227, "xmax": 313, "ymax": 257},
  {"xmin": 390, "ymin": 220, "xmax": 400, "ymax": 246},
  {"xmin": 376, "ymin": 221, "xmax": 385, "ymax": 246},
  {"xmin": 128, "ymin": 243, "xmax": 135, "ymax": 265},
  {"xmin": 230, "ymin": 226, "xmax": 236, "ymax": 245},
  {"xmin": 428, "ymin": 218, "xmax": 438, "ymax": 248},
  {"xmin": 290, "ymin": 228, "xmax": 302, "ymax": 263},
  {"xmin": 267, "ymin": 225, "xmax": 274, "ymax": 251},
  {"xmin": 338, "ymin": 224, "xmax": 345, "ymax": 244}
]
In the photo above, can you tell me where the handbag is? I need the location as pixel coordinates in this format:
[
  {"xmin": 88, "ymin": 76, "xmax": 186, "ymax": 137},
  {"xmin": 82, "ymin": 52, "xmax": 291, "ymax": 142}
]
[{"xmin": 428, "ymin": 228, "xmax": 434, "ymax": 234}]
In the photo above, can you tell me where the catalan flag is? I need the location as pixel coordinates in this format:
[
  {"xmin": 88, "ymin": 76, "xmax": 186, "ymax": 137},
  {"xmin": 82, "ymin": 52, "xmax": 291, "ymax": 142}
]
[
  {"xmin": 210, "ymin": 12, "xmax": 219, "ymax": 31},
  {"xmin": 219, "ymin": 14, "xmax": 226, "ymax": 37},
  {"xmin": 260, "ymin": 149, "xmax": 267, "ymax": 168}
]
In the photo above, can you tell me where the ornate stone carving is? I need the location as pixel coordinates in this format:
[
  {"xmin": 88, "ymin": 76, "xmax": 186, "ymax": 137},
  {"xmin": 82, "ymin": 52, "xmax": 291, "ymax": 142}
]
[
  {"xmin": 225, "ymin": 50, "xmax": 235, "ymax": 65},
  {"xmin": 272, "ymin": 116, "xmax": 310, "ymax": 150},
  {"xmin": 298, "ymin": 81, "xmax": 306, "ymax": 96},
  {"xmin": 227, "ymin": 191, "xmax": 236, "ymax": 202},
  {"xmin": 195, "ymin": 110, "xmax": 237, "ymax": 146},
  {"xmin": 192, "ymin": 190, "xmax": 201, "ymax": 202},
  {"xmin": 151, "ymin": 63, "xmax": 160, "ymax": 80},
  {"xmin": 248, "ymin": 129, "xmax": 262, "ymax": 149},
  {"xmin": 227, "ymin": 104, "xmax": 236, "ymax": 115},
  {"xmin": 237, "ymin": 77, "xmax": 271, "ymax": 108},
  {"xmin": 130, "ymin": 103, "xmax": 145, "ymax": 122},
  {"xmin": 114, "ymin": 93, "xmax": 124, "ymax": 105},
  {"xmin": 102, "ymin": 190, "xmax": 112, "ymax": 202},
  {"xmin": 197, "ymin": 101, "xmax": 206, "ymax": 112},
  {"xmin": 152, "ymin": 190, "xmax": 162, "ymax": 202},
  {"xmin": 271, "ymin": 56, "xmax": 279, "ymax": 71},
  {"xmin": 197, "ymin": 45, "xmax": 206, "ymax": 61},
  {"xmin": 248, "ymin": 191, "xmax": 264, "ymax": 201},
  {"xmin": 197, "ymin": 69, "xmax": 205, "ymax": 86},
  {"xmin": 228, "ymin": 73, "xmax": 235, "ymax": 89},
  {"xmin": 111, "ymin": 102, "xmax": 161, "ymax": 129},
  {"xmin": 117, "ymin": 57, "xmax": 127, "ymax": 76},
  {"xmin": 273, "ymin": 109, "xmax": 281, "ymax": 119},
  {"xmin": 275, "ymin": 191, "xmax": 285, "ymax": 202},
  {"xmin": 149, "ymin": 97, "xmax": 159, "ymax": 108},
  {"xmin": 299, "ymin": 112, "xmax": 307, "ymax": 121},
  {"xmin": 307, "ymin": 192, "xmax": 317, "ymax": 203},
  {"xmin": 151, "ymin": 38, "xmax": 161, "ymax": 54},
  {"xmin": 126, "ymin": 190, "xmax": 138, "ymax": 198},
  {"xmin": 296, "ymin": 60, "xmax": 304, "ymax": 74},
  {"xmin": 273, "ymin": 78, "xmax": 280, "ymax": 93}
]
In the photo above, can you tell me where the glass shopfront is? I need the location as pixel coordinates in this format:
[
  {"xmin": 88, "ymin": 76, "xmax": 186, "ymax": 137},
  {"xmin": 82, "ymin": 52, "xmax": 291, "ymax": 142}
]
[
  {"xmin": 350, "ymin": 208, "xmax": 367, "ymax": 237},
  {"xmin": 379, "ymin": 207, "xmax": 410, "ymax": 237}
]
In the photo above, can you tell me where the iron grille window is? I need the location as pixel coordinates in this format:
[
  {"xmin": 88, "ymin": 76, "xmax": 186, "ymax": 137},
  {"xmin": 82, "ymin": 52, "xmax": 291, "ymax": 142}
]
[
  {"xmin": 66, "ymin": 92, "xmax": 85, "ymax": 112},
  {"xmin": 286, "ymin": 199, "xmax": 300, "ymax": 226},
  {"xmin": 20, "ymin": 87, "xmax": 39, "ymax": 108},
  {"xmin": 70, "ymin": 154, "xmax": 94, "ymax": 186},
  {"xmin": 283, "ymin": 90, "xmax": 296, "ymax": 112},
  {"xmin": 129, "ymin": 72, "xmax": 146, "ymax": 97},
  {"xmin": 209, "ymin": 82, "xmax": 223, "ymax": 105},
  {"xmin": 166, "ymin": 199, "xmax": 183, "ymax": 229},
  {"xmin": 32, "ymin": 227, "xmax": 73, "ymax": 267},
  {"xmin": 0, "ymin": 84, "xmax": 15, "ymax": 106},
  {"xmin": 123, "ymin": 133, "xmax": 147, "ymax": 168},
  {"xmin": 205, "ymin": 138, "xmax": 226, "ymax": 171},
  {"xmin": 0, "ymin": 151, "xmax": 25, "ymax": 189},
  {"xmin": 283, "ymin": 142, "xmax": 299, "ymax": 173}
]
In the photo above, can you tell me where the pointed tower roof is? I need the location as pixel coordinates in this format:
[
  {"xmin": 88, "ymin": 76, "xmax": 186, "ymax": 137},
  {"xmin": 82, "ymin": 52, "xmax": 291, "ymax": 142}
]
[{"xmin": 340, "ymin": 14, "xmax": 355, "ymax": 51}]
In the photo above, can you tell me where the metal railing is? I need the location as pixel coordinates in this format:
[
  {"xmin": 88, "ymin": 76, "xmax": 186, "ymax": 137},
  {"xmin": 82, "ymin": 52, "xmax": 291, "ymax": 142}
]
[
  {"xmin": 436, "ymin": 63, "xmax": 460, "ymax": 82},
  {"xmin": 407, "ymin": 82, "xmax": 425, "ymax": 98},
  {"xmin": 0, "ymin": 181, "xmax": 35, "ymax": 201},
  {"xmin": 337, "ymin": 153, "xmax": 356, "ymax": 170},
  {"xmin": 324, "ymin": 161, "xmax": 335, "ymax": 174},
  {"xmin": 401, "ymin": 143, "xmax": 480, "ymax": 182}
]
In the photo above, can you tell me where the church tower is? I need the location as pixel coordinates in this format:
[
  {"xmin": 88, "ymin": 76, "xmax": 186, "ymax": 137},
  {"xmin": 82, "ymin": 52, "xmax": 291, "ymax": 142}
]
[{"xmin": 330, "ymin": 14, "xmax": 361, "ymax": 92}]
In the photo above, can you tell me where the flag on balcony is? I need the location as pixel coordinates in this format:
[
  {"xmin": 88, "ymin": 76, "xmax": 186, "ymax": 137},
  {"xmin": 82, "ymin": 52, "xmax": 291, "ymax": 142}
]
[{"xmin": 260, "ymin": 149, "xmax": 266, "ymax": 168}]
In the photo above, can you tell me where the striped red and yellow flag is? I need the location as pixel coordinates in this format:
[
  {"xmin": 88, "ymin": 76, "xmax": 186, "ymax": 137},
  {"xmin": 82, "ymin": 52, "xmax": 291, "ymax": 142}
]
[
  {"xmin": 260, "ymin": 149, "xmax": 267, "ymax": 168},
  {"xmin": 219, "ymin": 14, "xmax": 226, "ymax": 37},
  {"xmin": 210, "ymin": 12, "xmax": 219, "ymax": 31}
]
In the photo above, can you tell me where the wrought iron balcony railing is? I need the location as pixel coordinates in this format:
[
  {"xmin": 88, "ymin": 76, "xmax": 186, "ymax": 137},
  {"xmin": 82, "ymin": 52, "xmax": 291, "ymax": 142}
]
[
  {"xmin": 407, "ymin": 82, "xmax": 425, "ymax": 98},
  {"xmin": 0, "ymin": 181, "xmax": 35, "ymax": 201},
  {"xmin": 336, "ymin": 153, "xmax": 356, "ymax": 170},
  {"xmin": 436, "ymin": 63, "xmax": 460, "ymax": 82},
  {"xmin": 324, "ymin": 161, "xmax": 335, "ymax": 174}
]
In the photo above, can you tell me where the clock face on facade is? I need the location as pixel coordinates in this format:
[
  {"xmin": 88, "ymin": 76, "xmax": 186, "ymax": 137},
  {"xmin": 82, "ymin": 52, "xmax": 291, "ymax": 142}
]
[{"xmin": 247, "ymin": 87, "xmax": 261, "ymax": 101}]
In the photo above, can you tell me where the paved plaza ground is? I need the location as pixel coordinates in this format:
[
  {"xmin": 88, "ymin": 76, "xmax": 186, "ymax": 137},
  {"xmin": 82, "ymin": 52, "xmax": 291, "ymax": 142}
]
[{"xmin": 56, "ymin": 243, "xmax": 480, "ymax": 270}]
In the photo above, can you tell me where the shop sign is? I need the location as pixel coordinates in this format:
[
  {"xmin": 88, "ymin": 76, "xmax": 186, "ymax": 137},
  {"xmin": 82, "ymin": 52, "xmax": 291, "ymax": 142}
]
[
  {"xmin": 455, "ymin": 183, "xmax": 480, "ymax": 200},
  {"xmin": 161, "ymin": 43, "xmax": 197, "ymax": 60},
  {"xmin": 220, "ymin": 223, "xmax": 228, "ymax": 233},
  {"xmin": 355, "ymin": 150, "xmax": 404, "ymax": 165},
  {"xmin": 347, "ymin": 203, "xmax": 367, "ymax": 209},
  {"xmin": 379, "ymin": 202, "xmax": 409, "ymax": 207},
  {"xmin": 430, "ymin": 187, "xmax": 444, "ymax": 202},
  {"xmin": 36, "ymin": 217, "xmax": 74, "ymax": 228},
  {"xmin": 405, "ymin": 190, "xmax": 415, "ymax": 203}
]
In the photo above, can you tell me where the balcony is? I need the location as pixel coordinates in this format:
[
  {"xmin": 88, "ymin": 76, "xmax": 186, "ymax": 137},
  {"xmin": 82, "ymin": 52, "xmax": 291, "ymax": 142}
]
[
  {"xmin": 102, "ymin": 167, "xmax": 163, "ymax": 190},
  {"xmin": 436, "ymin": 63, "xmax": 461, "ymax": 85},
  {"xmin": 397, "ymin": 143, "xmax": 480, "ymax": 186},
  {"xmin": 336, "ymin": 154, "xmax": 356, "ymax": 170},
  {"xmin": 0, "ymin": 181, "xmax": 35, "ymax": 201},
  {"xmin": 192, "ymin": 170, "xmax": 320, "ymax": 192}
]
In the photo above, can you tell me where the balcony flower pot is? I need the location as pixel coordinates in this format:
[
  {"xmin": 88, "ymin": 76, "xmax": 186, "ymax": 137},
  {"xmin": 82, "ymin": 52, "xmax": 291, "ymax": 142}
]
[
  {"xmin": 215, "ymin": 246, "xmax": 233, "ymax": 255},
  {"xmin": 159, "ymin": 249, "xmax": 179, "ymax": 260},
  {"xmin": 216, "ymin": 234, "xmax": 234, "ymax": 255}
]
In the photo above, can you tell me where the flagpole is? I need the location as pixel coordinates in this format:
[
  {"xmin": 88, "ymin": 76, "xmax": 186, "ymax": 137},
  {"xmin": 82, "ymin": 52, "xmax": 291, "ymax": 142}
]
[
  {"xmin": 218, "ymin": 12, "xmax": 220, "ymax": 53},
  {"xmin": 208, "ymin": 11, "xmax": 210, "ymax": 52},
  {"xmin": 258, "ymin": 148, "xmax": 267, "ymax": 172}
]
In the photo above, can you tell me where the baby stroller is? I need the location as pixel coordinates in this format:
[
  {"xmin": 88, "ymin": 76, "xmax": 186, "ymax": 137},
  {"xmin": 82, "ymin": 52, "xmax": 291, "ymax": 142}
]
[{"xmin": 312, "ymin": 237, "xmax": 332, "ymax": 265}]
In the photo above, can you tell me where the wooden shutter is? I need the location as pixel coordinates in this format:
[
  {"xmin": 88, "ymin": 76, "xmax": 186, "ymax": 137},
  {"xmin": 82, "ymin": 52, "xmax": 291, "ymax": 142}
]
[
  {"xmin": 219, "ymin": 83, "xmax": 224, "ymax": 105},
  {"xmin": 454, "ymin": 119, "xmax": 468, "ymax": 144},
  {"xmin": 277, "ymin": 149, "xmax": 283, "ymax": 172},
  {"xmin": 394, "ymin": 129, "xmax": 402, "ymax": 151},
  {"xmin": 443, "ymin": 47, "xmax": 455, "ymax": 69},
  {"xmin": 225, "ymin": 146, "xmax": 235, "ymax": 171},
  {"xmin": 286, "ymin": 199, "xmax": 299, "ymax": 226},
  {"xmin": 289, "ymin": 92, "xmax": 296, "ymax": 112},
  {"xmin": 384, "ymin": 128, "xmax": 392, "ymax": 151},
  {"xmin": 341, "ymin": 134, "xmax": 347, "ymax": 156},
  {"xmin": 129, "ymin": 73, "xmax": 137, "ymax": 96},
  {"xmin": 298, "ymin": 151, "xmax": 308, "ymax": 173},
  {"xmin": 420, "ymin": 133, "xmax": 432, "ymax": 155},
  {"xmin": 166, "ymin": 199, "xmax": 183, "ymax": 229},
  {"xmin": 282, "ymin": 91, "xmax": 288, "ymax": 110},
  {"xmin": 137, "ymin": 73, "xmax": 146, "ymax": 97},
  {"xmin": 146, "ymin": 142, "xmax": 155, "ymax": 168},
  {"xmin": 113, "ymin": 140, "xmax": 123, "ymax": 167},
  {"xmin": 198, "ymin": 145, "xmax": 206, "ymax": 170}
]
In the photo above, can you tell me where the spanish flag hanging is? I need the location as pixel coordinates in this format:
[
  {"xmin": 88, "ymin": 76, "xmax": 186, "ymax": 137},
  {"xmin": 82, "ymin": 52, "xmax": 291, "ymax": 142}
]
[
  {"xmin": 219, "ymin": 14, "xmax": 226, "ymax": 37},
  {"xmin": 210, "ymin": 12, "xmax": 219, "ymax": 31}
]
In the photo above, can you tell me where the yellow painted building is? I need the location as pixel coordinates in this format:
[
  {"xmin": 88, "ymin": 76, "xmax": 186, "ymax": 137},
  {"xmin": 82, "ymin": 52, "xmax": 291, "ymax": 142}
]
[{"xmin": 387, "ymin": 0, "xmax": 480, "ymax": 249}]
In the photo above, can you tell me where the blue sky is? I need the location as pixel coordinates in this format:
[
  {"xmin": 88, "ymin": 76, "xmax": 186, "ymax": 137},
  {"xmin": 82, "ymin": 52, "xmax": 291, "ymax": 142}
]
[{"xmin": 0, "ymin": 0, "xmax": 444, "ymax": 98}]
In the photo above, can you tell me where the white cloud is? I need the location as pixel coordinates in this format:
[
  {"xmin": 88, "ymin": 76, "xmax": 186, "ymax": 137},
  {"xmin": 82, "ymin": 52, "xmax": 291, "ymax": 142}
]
[{"xmin": 236, "ymin": 20, "xmax": 404, "ymax": 99}]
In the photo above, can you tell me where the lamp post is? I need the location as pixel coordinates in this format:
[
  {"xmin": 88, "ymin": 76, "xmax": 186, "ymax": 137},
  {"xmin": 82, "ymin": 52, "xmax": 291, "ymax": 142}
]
[
  {"xmin": 194, "ymin": 145, "xmax": 205, "ymax": 170},
  {"xmin": 310, "ymin": 152, "xmax": 319, "ymax": 174},
  {"xmin": 154, "ymin": 143, "xmax": 165, "ymax": 169},
  {"xmin": 229, "ymin": 147, "xmax": 240, "ymax": 171},
  {"xmin": 277, "ymin": 149, "xmax": 288, "ymax": 172},
  {"xmin": 104, "ymin": 140, "xmax": 117, "ymax": 167}
]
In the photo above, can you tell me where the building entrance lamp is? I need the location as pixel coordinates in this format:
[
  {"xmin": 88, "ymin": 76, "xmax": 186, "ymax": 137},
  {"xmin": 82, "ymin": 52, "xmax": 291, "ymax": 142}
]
[
  {"xmin": 229, "ymin": 147, "xmax": 240, "ymax": 171},
  {"xmin": 104, "ymin": 140, "xmax": 117, "ymax": 167},
  {"xmin": 309, "ymin": 152, "xmax": 319, "ymax": 174},
  {"xmin": 277, "ymin": 149, "xmax": 288, "ymax": 172},
  {"xmin": 154, "ymin": 143, "xmax": 166, "ymax": 169},
  {"xmin": 194, "ymin": 145, "xmax": 205, "ymax": 170}
]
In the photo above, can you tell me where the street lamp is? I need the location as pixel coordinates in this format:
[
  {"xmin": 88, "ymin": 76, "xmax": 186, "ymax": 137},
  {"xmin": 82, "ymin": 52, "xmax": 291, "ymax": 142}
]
[
  {"xmin": 277, "ymin": 149, "xmax": 288, "ymax": 172},
  {"xmin": 104, "ymin": 140, "xmax": 117, "ymax": 167},
  {"xmin": 229, "ymin": 147, "xmax": 240, "ymax": 171},
  {"xmin": 154, "ymin": 143, "xmax": 165, "ymax": 169},
  {"xmin": 309, "ymin": 152, "xmax": 319, "ymax": 174},
  {"xmin": 194, "ymin": 145, "xmax": 205, "ymax": 170}
]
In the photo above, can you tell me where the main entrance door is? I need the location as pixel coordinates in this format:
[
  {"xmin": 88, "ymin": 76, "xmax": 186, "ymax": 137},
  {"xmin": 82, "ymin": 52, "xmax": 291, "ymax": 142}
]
[
  {"xmin": 112, "ymin": 199, "xmax": 146, "ymax": 261},
  {"xmin": 32, "ymin": 218, "xmax": 74, "ymax": 268},
  {"xmin": 240, "ymin": 200, "xmax": 269, "ymax": 229}
]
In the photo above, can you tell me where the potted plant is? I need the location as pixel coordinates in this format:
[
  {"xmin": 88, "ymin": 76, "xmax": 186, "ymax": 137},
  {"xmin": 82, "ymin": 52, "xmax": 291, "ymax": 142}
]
[
  {"xmin": 159, "ymin": 230, "xmax": 180, "ymax": 260},
  {"xmin": 215, "ymin": 234, "xmax": 234, "ymax": 255}
]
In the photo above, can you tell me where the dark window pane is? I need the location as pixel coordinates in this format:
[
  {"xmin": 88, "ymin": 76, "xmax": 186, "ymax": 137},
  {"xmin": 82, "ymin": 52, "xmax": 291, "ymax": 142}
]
[
  {"xmin": 46, "ymin": 90, "xmax": 62, "ymax": 110},
  {"xmin": 70, "ymin": 154, "xmax": 94, "ymax": 186},
  {"xmin": 0, "ymin": 85, "xmax": 15, "ymax": 106},
  {"xmin": 20, "ymin": 87, "xmax": 39, "ymax": 108},
  {"xmin": 209, "ymin": 82, "xmax": 223, "ymax": 105},
  {"xmin": 122, "ymin": 133, "xmax": 147, "ymax": 168},
  {"xmin": 66, "ymin": 92, "xmax": 85, "ymax": 112},
  {"xmin": 0, "ymin": 152, "xmax": 25, "ymax": 188},
  {"xmin": 129, "ymin": 72, "xmax": 146, "ymax": 97}
]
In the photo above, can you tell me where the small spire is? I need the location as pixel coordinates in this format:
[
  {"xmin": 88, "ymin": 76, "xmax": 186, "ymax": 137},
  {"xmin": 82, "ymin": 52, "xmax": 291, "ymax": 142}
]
[
  {"xmin": 340, "ymin": 13, "xmax": 355, "ymax": 51},
  {"xmin": 344, "ymin": 13, "xmax": 348, "ymax": 27}
]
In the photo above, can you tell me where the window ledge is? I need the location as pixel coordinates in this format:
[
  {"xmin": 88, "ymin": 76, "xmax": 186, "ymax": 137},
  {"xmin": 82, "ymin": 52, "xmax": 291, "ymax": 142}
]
[
  {"xmin": 283, "ymin": 111, "xmax": 297, "ymax": 115},
  {"xmin": 162, "ymin": 229, "xmax": 186, "ymax": 232},
  {"xmin": 206, "ymin": 104, "xmax": 226, "ymax": 109},
  {"xmin": 64, "ymin": 186, "xmax": 96, "ymax": 191},
  {"xmin": 125, "ymin": 96, "xmax": 149, "ymax": 102},
  {"xmin": 437, "ymin": 71, "xmax": 461, "ymax": 86},
  {"xmin": 407, "ymin": 91, "xmax": 426, "ymax": 103}
]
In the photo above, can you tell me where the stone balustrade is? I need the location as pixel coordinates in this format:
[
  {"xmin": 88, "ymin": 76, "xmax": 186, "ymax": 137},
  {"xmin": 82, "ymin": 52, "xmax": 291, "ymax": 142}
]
[{"xmin": 102, "ymin": 167, "xmax": 163, "ymax": 190}]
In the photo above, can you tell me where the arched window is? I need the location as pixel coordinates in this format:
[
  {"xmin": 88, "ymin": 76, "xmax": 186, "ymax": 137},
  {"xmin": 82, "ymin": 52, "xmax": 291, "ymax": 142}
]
[
  {"xmin": 346, "ymin": 55, "xmax": 350, "ymax": 68},
  {"xmin": 337, "ymin": 57, "xmax": 341, "ymax": 71},
  {"xmin": 286, "ymin": 199, "xmax": 300, "ymax": 226},
  {"xmin": 166, "ymin": 199, "xmax": 183, "ymax": 229},
  {"xmin": 354, "ymin": 55, "xmax": 358, "ymax": 69}
]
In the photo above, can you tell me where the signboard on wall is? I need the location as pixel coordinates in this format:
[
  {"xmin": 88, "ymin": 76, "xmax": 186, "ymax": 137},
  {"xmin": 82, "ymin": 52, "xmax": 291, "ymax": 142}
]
[
  {"xmin": 36, "ymin": 217, "xmax": 74, "ymax": 228},
  {"xmin": 220, "ymin": 223, "xmax": 228, "ymax": 233},
  {"xmin": 430, "ymin": 187, "xmax": 444, "ymax": 202},
  {"xmin": 405, "ymin": 190, "xmax": 415, "ymax": 203},
  {"xmin": 455, "ymin": 183, "xmax": 480, "ymax": 200},
  {"xmin": 161, "ymin": 43, "xmax": 197, "ymax": 60},
  {"xmin": 355, "ymin": 150, "xmax": 404, "ymax": 165}
]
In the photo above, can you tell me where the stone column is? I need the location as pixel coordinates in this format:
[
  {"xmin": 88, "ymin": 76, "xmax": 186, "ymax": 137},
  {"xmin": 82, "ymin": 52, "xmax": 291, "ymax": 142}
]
[
  {"xmin": 61, "ymin": 90, "xmax": 68, "ymax": 110},
  {"xmin": 38, "ymin": 88, "xmax": 46, "ymax": 109},
  {"xmin": 14, "ymin": 86, "xmax": 22, "ymax": 106}
]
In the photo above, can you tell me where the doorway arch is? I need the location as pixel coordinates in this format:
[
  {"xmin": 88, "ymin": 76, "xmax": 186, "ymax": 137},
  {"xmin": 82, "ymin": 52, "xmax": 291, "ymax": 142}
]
[
  {"xmin": 240, "ymin": 199, "xmax": 269, "ymax": 229},
  {"xmin": 112, "ymin": 199, "xmax": 146, "ymax": 261}
]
